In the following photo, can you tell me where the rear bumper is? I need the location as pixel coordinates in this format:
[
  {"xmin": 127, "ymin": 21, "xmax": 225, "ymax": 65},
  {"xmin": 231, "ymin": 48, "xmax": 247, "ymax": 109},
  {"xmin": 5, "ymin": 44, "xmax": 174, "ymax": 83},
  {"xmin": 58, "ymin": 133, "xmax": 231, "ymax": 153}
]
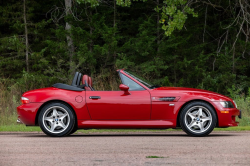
[{"xmin": 17, "ymin": 103, "xmax": 43, "ymax": 126}]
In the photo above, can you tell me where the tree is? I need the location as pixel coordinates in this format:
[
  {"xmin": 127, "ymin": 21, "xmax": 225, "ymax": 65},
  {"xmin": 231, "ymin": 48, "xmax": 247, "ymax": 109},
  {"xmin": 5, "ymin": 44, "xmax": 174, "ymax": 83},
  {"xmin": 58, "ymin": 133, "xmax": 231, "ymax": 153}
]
[
  {"xmin": 76, "ymin": 0, "xmax": 197, "ymax": 36},
  {"xmin": 0, "ymin": 0, "xmax": 250, "ymax": 95},
  {"xmin": 65, "ymin": 0, "xmax": 75, "ymax": 75},
  {"xmin": 23, "ymin": 0, "xmax": 29, "ymax": 72}
]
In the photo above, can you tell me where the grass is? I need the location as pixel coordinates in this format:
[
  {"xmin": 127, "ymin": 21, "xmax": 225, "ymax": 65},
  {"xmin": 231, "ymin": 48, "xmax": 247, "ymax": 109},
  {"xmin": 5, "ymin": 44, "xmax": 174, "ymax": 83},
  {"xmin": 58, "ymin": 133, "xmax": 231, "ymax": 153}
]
[
  {"xmin": 214, "ymin": 126, "xmax": 250, "ymax": 131},
  {"xmin": 0, "ymin": 124, "xmax": 41, "ymax": 132},
  {"xmin": 146, "ymin": 156, "xmax": 165, "ymax": 158},
  {"xmin": 1, "ymin": 124, "xmax": 250, "ymax": 132}
]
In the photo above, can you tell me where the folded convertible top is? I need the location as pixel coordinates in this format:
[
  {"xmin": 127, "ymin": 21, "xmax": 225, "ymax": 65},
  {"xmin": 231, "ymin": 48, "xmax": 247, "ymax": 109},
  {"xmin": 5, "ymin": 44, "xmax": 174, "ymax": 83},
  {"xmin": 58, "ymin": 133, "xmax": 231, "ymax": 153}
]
[{"xmin": 52, "ymin": 83, "xmax": 84, "ymax": 91}]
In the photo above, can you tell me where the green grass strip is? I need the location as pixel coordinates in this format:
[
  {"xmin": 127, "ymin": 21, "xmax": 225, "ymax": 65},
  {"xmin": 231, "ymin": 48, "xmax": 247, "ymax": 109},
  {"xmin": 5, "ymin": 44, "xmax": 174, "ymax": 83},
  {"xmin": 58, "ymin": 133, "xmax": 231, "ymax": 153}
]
[
  {"xmin": 0, "ymin": 124, "xmax": 41, "ymax": 132},
  {"xmin": 214, "ymin": 126, "xmax": 250, "ymax": 131},
  {"xmin": 0, "ymin": 124, "xmax": 250, "ymax": 132}
]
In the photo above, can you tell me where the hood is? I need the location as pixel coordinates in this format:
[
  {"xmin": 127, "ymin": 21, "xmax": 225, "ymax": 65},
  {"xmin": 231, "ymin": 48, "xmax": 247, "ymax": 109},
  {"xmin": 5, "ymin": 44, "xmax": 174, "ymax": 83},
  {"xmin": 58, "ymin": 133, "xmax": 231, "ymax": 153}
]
[
  {"xmin": 154, "ymin": 87, "xmax": 215, "ymax": 93},
  {"xmin": 152, "ymin": 87, "xmax": 233, "ymax": 102}
]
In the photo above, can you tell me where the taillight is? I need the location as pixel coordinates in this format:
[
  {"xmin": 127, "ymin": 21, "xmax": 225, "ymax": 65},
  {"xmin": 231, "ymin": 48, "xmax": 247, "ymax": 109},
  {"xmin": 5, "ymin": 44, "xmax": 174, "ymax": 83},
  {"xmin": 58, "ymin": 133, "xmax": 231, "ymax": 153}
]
[{"xmin": 21, "ymin": 97, "xmax": 29, "ymax": 104}]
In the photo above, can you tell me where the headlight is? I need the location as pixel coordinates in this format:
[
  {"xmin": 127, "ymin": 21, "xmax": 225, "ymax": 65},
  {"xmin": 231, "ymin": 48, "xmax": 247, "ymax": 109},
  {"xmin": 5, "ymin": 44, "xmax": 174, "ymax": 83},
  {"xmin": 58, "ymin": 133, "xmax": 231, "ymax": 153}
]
[
  {"xmin": 219, "ymin": 101, "xmax": 234, "ymax": 108},
  {"xmin": 233, "ymin": 100, "xmax": 237, "ymax": 108}
]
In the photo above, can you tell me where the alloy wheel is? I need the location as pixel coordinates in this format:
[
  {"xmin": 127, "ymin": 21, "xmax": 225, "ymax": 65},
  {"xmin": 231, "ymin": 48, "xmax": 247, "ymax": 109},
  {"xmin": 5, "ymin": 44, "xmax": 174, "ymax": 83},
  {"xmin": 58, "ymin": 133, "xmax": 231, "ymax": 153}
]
[
  {"xmin": 184, "ymin": 106, "xmax": 212, "ymax": 133},
  {"xmin": 42, "ymin": 106, "xmax": 70, "ymax": 134}
]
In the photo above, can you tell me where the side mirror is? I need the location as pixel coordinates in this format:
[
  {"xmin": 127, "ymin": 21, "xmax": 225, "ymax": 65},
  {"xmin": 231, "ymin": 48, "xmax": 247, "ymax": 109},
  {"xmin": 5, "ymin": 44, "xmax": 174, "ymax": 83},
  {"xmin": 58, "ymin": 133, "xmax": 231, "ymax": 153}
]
[{"xmin": 119, "ymin": 84, "xmax": 130, "ymax": 95}]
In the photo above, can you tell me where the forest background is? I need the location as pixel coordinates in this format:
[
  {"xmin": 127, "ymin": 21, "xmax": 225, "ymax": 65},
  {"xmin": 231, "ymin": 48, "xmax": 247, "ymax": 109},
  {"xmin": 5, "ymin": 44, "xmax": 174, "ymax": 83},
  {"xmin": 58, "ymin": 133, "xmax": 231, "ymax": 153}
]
[{"xmin": 0, "ymin": 0, "xmax": 250, "ymax": 129}]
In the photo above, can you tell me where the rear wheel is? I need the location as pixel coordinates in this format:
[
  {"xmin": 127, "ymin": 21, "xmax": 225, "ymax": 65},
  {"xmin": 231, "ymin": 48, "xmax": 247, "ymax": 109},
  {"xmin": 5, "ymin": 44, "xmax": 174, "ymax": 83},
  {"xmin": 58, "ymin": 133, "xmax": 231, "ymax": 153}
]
[
  {"xmin": 38, "ymin": 102, "xmax": 75, "ymax": 137},
  {"xmin": 69, "ymin": 126, "xmax": 78, "ymax": 135},
  {"xmin": 180, "ymin": 101, "xmax": 217, "ymax": 137}
]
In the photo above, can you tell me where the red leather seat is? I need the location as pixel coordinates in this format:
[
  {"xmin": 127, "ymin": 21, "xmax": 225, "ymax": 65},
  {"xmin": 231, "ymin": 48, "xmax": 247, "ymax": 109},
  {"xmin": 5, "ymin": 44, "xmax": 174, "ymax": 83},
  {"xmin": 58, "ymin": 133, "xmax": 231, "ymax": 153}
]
[
  {"xmin": 82, "ymin": 75, "xmax": 89, "ymax": 85},
  {"xmin": 88, "ymin": 77, "xmax": 92, "ymax": 87},
  {"xmin": 82, "ymin": 75, "xmax": 91, "ymax": 91}
]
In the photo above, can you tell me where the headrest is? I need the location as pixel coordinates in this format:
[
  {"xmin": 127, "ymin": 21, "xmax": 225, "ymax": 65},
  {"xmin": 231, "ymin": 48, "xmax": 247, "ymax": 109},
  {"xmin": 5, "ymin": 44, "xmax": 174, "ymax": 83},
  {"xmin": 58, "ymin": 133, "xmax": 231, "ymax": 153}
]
[
  {"xmin": 82, "ymin": 75, "xmax": 89, "ymax": 85},
  {"xmin": 88, "ymin": 77, "xmax": 92, "ymax": 87}
]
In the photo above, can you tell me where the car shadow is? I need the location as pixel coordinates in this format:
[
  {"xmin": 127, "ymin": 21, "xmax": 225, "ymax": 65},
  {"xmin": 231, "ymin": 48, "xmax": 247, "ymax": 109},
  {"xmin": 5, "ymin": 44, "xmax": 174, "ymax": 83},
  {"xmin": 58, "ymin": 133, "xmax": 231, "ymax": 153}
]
[
  {"xmin": 20, "ymin": 132, "xmax": 237, "ymax": 138},
  {"xmin": 68, "ymin": 133, "xmax": 236, "ymax": 137}
]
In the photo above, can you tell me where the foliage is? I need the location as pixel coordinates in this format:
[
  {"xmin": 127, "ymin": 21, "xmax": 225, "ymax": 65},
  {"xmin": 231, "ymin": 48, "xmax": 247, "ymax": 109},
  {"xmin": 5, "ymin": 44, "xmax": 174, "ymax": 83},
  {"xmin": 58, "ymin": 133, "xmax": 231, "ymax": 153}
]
[
  {"xmin": 0, "ymin": 0, "xmax": 250, "ymax": 124},
  {"xmin": 77, "ymin": 0, "xmax": 197, "ymax": 36},
  {"xmin": 158, "ymin": 0, "xmax": 198, "ymax": 36}
]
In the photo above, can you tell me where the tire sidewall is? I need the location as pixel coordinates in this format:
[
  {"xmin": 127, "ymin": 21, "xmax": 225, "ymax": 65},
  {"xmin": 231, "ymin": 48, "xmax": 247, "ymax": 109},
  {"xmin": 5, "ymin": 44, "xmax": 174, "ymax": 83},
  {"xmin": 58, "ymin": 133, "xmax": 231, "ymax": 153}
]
[
  {"xmin": 180, "ymin": 101, "xmax": 217, "ymax": 137},
  {"xmin": 69, "ymin": 126, "xmax": 78, "ymax": 135},
  {"xmin": 38, "ymin": 102, "xmax": 75, "ymax": 137}
]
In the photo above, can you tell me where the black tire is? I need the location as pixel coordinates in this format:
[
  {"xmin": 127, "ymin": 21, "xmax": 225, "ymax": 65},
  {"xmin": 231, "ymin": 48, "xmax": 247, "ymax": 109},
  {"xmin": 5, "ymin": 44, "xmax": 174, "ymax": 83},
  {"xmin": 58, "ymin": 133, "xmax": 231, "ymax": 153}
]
[
  {"xmin": 38, "ymin": 102, "xmax": 75, "ymax": 137},
  {"xmin": 69, "ymin": 126, "xmax": 78, "ymax": 135},
  {"xmin": 179, "ymin": 101, "xmax": 217, "ymax": 137}
]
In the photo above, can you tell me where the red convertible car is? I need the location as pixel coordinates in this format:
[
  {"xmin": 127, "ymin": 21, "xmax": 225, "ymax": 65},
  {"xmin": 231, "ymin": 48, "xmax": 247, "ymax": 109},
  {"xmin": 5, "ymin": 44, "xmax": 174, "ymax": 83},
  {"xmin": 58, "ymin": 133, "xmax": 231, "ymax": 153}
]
[{"xmin": 17, "ymin": 69, "xmax": 241, "ymax": 137}]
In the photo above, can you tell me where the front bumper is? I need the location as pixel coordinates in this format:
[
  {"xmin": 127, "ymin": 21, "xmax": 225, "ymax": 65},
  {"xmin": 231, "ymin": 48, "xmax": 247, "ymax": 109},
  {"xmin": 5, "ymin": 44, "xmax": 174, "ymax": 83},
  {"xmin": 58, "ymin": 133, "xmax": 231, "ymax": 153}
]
[
  {"xmin": 212, "ymin": 101, "xmax": 241, "ymax": 127},
  {"xmin": 217, "ymin": 108, "xmax": 241, "ymax": 127}
]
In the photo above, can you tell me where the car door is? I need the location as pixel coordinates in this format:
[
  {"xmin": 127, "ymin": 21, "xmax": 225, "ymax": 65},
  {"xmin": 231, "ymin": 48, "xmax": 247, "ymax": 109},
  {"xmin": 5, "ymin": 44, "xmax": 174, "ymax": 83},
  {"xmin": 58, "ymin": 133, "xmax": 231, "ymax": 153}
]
[{"xmin": 86, "ymin": 73, "xmax": 151, "ymax": 120}]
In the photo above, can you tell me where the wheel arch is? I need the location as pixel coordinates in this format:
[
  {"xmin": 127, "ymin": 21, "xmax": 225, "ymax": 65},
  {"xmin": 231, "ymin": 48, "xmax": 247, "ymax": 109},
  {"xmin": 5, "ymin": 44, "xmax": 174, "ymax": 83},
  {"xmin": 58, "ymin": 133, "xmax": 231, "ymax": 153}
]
[
  {"xmin": 176, "ymin": 99, "xmax": 219, "ymax": 127},
  {"xmin": 35, "ymin": 100, "xmax": 78, "ymax": 128}
]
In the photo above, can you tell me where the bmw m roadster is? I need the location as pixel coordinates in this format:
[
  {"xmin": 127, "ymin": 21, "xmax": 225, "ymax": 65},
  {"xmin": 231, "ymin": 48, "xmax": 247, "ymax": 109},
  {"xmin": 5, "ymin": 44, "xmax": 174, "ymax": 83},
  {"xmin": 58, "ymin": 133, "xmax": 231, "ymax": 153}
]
[{"xmin": 17, "ymin": 69, "xmax": 241, "ymax": 137}]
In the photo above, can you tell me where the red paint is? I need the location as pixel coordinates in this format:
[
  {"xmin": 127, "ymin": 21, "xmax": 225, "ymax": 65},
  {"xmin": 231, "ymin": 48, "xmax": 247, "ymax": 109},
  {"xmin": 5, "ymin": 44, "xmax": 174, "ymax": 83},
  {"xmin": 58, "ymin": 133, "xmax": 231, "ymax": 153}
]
[
  {"xmin": 17, "ymin": 69, "xmax": 240, "ymax": 129},
  {"xmin": 17, "ymin": 103, "xmax": 43, "ymax": 125},
  {"xmin": 119, "ymin": 84, "xmax": 130, "ymax": 95},
  {"xmin": 86, "ymin": 90, "xmax": 151, "ymax": 120},
  {"xmin": 211, "ymin": 102, "xmax": 240, "ymax": 127},
  {"xmin": 18, "ymin": 87, "xmax": 91, "ymax": 122},
  {"xmin": 75, "ymin": 96, "xmax": 83, "ymax": 103},
  {"xmin": 78, "ymin": 120, "xmax": 175, "ymax": 129}
]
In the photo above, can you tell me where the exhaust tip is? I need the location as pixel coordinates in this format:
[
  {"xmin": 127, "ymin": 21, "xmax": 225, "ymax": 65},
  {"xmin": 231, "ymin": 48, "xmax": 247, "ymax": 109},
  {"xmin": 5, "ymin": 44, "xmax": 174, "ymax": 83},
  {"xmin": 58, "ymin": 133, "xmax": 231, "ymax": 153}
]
[
  {"xmin": 238, "ymin": 110, "xmax": 242, "ymax": 119},
  {"xmin": 17, "ymin": 119, "xmax": 23, "ymax": 124}
]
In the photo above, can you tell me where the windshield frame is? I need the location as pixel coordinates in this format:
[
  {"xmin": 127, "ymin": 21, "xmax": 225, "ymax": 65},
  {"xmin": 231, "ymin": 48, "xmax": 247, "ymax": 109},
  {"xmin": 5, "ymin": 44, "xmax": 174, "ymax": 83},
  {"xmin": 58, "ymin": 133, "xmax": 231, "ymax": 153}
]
[{"xmin": 121, "ymin": 70, "xmax": 153, "ymax": 89}]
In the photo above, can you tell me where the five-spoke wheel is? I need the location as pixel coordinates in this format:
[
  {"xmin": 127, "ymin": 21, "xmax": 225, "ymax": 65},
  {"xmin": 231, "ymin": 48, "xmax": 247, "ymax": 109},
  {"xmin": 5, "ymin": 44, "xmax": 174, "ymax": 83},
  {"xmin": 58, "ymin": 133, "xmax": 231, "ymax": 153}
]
[
  {"xmin": 180, "ymin": 102, "xmax": 217, "ymax": 137},
  {"xmin": 38, "ymin": 103, "xmax": 75, "ymax": 137}
]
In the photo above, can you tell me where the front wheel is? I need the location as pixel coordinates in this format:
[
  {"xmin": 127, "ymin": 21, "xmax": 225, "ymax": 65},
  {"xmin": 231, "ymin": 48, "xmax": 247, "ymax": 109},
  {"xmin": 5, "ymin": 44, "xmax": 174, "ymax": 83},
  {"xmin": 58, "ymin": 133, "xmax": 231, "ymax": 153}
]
[
  {"xmin": 180, "ymin": 101, "xmax": 217, "ymax": 137},
  {"xmin": 38, "ymin": 102, "xmax": 75, "ymax": 137}
]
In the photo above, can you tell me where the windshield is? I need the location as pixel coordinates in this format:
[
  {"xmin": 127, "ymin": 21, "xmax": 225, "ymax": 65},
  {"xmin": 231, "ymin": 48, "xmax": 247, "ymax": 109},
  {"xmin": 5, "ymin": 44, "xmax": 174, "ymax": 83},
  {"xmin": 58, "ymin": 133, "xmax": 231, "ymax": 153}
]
[{"xmin": 123, "ymin": 70, "xmax": 153, "ymax": 89}]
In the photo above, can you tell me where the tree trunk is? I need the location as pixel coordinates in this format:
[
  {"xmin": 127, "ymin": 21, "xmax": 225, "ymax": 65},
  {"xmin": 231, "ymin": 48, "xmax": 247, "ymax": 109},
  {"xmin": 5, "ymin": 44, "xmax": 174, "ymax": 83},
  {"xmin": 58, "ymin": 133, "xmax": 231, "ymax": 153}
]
[
  {"xmin": 89, "ymin": 9, "xmax": 93, "ymax": 53},
  {"xmin": 65, "ymin": 0, "xmax": 75, "ymax": 75},
  {"xmin": 113, "ymin": 0, "xmax": 116, "ymax": 61},
  {"xmin": 114, "ymin": 0, "xmax": 116, "ymax": 28},
  {"xmin": 232, "ymin": 46, "xmax": 235, "ymax": 74},
  {"xmin": 156, "ymin": 0, "xmax": 160, "ymax": 53},
  {"xmin": 23, "ymin": 0, "xmax": 29, "ymax": 72}
]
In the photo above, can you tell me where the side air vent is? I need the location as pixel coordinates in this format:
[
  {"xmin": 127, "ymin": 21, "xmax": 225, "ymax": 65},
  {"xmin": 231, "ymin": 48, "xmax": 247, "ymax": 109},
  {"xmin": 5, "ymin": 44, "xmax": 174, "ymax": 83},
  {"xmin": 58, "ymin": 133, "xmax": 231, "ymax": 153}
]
[
  {"xmin": 152, "ymin": 96, "xmax": 180, "ymax": 102},
  {"xmin": 159, "ymin": 97, "xmax": 176, "ymax": 101}
]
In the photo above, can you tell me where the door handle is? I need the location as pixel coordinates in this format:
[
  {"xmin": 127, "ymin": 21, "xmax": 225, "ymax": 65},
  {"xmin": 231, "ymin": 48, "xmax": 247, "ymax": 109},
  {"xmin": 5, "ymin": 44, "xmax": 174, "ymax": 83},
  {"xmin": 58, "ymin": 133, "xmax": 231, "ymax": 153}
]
[{"xmin": 89, "ymin": 96, "xmax": 101, "ymax": 99}]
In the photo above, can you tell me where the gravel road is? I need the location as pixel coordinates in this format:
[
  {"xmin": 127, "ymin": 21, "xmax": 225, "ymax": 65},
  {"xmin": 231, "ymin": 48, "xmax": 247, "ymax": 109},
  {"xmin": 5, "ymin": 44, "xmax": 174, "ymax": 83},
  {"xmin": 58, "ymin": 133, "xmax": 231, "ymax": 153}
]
[{"xmin": 0, "ymin": 131, "xmax": 250, "ymax": 166}]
